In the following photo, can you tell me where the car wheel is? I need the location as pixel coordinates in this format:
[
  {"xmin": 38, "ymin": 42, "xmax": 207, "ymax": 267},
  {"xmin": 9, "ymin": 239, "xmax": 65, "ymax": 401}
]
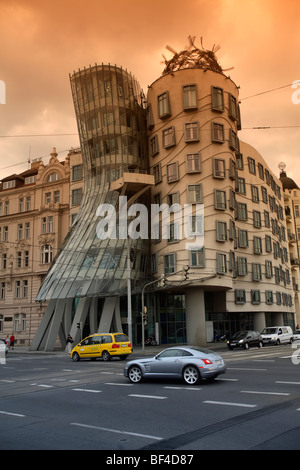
[
  {"xmin": 244, "ymin": 342, "xmax": 249, "ymax": 350},
  {"xmin": 102, "ymin": 350, "xmax": 111, "ymax": 361},
  {"xmin": 72, "ymin": 352, "xmax": 80, "ymax": 362},
  {"xmin": 183, "ymin": 366, "xmax": 200, "ymax": 385},
  {"xmin": 128, "ymin": 365, "xmax": 143, "ymax": 383}
]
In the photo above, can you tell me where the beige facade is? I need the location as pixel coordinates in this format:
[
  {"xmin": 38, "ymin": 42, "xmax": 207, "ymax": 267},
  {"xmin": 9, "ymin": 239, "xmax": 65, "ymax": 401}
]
[
  {"xmin": 0, "ymin": 147, "xmax": 83, "ymax": 345},
  {"xmin": 146, "ymin": 67, "xmax": 296, "ymax": 344}
]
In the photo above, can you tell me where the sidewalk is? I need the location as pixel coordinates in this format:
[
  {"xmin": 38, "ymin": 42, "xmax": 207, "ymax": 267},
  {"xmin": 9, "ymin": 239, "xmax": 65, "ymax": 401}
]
[{"xmin": 6, "ymin": 342, "xmax": 228, "ymax": 356}]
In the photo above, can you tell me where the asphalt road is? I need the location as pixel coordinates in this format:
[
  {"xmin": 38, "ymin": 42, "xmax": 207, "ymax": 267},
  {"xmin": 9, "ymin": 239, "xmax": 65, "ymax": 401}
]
[{"xmin": 0, "ymin": 343, "xmax": 300, "ymax": 453}]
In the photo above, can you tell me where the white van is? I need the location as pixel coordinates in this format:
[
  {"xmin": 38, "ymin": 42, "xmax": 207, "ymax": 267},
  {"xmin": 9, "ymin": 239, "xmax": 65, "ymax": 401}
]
[{"xmin": 261, "ymin": 326, "xmax": 294, "ymax": 345}]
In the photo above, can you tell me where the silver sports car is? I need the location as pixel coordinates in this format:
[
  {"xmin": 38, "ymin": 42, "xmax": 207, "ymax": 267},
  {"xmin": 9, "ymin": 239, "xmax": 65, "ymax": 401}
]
[{"xmin": 124, "ymin": 346, "xmax": 226, "ymax": 385}]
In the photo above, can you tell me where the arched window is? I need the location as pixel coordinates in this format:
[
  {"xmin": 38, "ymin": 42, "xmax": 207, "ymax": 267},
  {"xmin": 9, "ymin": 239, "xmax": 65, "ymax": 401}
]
[
  {"xmin": 47, "ymin": 173, "xmax": 61, "ymax": 183},
  {"xmin": 41, "ymin": 245, "xmax": 53, "ymax": 264}
]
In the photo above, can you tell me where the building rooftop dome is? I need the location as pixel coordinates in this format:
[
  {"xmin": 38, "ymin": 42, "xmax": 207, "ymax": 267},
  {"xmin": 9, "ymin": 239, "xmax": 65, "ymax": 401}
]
[{"xmin": 278, "ymin": 162, "xmax": 299, "ymax": 190}]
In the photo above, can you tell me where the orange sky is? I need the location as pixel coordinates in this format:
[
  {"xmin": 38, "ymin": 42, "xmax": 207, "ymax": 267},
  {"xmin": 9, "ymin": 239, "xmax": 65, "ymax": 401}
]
[{"xmin": 0, "ymin": 0, "xmax": 300, "ymax": 183}]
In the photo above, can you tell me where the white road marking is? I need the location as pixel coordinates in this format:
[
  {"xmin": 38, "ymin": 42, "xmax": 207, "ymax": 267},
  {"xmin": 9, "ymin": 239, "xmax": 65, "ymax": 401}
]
[
  {"xmin": 203, "ymin": 400, "xmax": 256, "ymax": 408},
  {"xmin": 129, "ymin": 394, "xmax": 167, "ymax": 400},
  {"xmin": 276, "ymin": 381, "xmax": 300, "ymax": 385},
  {"xmin": 0, "ymin": 410, "xmax": 25, "ymax": 417},
  {"xmin": 104, "ymin": 383, "xmax": 133, "ymax": 386},
  {"xmin": 241, "ymin": 390, "xmax": 290, "ymax": 396},
  {"xmin": 227, "ymin": 368, "xmax": 267, "ymax": 371},
  {"xmin": 72, "ymin": 388, "xmax": 102, "ymax": 393},
  {"xmin": 163, "ymin": 386, "xmax": 202, "ymax": 390},
  {"xmin": 70, "ymin": 422, "xmax": 163, "ymax": 440}
]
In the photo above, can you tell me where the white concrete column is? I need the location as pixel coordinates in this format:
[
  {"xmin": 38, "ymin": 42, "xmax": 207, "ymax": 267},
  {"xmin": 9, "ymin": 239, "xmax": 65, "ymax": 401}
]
[
  {"xmin": 185, "ymin": 288, "xmax": 206, "ymax": 346},
  {"xmin": 253, "ymin": 312, "xmax": 266, "ymax": 333}
]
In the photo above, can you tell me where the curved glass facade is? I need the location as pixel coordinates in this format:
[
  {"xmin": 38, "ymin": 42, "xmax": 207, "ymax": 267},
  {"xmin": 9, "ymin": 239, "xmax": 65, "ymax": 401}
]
[{"xmin": 36, "ymin": 64, "xmax": 149, "ymax": 301}]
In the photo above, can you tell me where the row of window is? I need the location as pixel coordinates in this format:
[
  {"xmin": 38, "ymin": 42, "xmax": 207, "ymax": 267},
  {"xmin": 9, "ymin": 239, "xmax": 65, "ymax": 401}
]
[
  {"xmin": 0, "ymin": 314, "xmax": 26, "ymax": 331},
  {"xmin": 148, "ymin": 85, "xmax": 240, "ymax": 126},
  {"xmin": 237, "ymin": 178, "xmax": 284, "ymax": 221},
  {"xmin": 236, "ymin": 154, "xmax": 282, "ymax": 200},
  {"xmin": 150, "ymin": 122, "xmax": 239, "ymax": 157},
  {"xmin": 0, "ymin": 280, "xmax": 29, "ymax": 299},
  {"xmin": 157, "ymin": 251, "xmax": 290, "ymax": 286},
  {"xmin": 0, "ymin": 245, "xmax": 53, "ymax": 270},
  {"xmin": 234, "ymin": 289, "xmax": 293, "ymax": 307}
]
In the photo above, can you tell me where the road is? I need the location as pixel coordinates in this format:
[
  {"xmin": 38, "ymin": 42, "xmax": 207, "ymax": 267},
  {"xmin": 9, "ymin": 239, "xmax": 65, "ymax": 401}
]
[{"xmin": 0, "ymin": 343, "xmax": 300, "ymax": 453}]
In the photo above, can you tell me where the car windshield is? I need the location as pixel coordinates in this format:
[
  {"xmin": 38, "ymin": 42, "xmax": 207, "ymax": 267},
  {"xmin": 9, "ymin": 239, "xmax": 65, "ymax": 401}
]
[
  {"xmin": 262, "ymin": 328, "xmax": 277, "ymax": 334},
  {"xmin": 231, "ymin": 331, "xmax": 247, "ymax": 340}
]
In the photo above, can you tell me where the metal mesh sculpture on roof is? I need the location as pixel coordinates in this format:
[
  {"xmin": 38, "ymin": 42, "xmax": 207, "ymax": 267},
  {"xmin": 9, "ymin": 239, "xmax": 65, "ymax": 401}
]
[{"xmin": 162, "ymin": 36, "xmax": 232, "ymax": 76}]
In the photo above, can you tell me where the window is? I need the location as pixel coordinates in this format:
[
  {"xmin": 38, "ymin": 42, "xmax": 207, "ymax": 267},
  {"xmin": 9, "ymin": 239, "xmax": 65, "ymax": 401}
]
[
  {"xmin": 158, "ymin": 92, "xmax": 171, "ymax": 118},
  {"xmin": 236, "ymin": 202, "xmax": 248, "ymax": 221},
  {"xmin": 190, "ymin": 247, "xmax": 205, "ymax": 267},
  {"xmin": 183, "ymin": 84, "xmax": 197, "ymax": 109},
  {"xmin": 19, "ymin": 197, "xmax": 24, "ymax": 212},
  {"xmin": 15, "ymin": 281, "xmax": 21, "ymax": 298},
  {"xmin": 253, "ymin": 236, "xmax": 262, "ymax": 254},
  {"xmin": 252, "ymin": 185, "xmax": 259, "ymax": 203},
  {"xmin": 258, "ymin": 163, "xmax": 264, "ymax": 180},
  {"xmin": 229, "ymin": 94, "xmax": 238, "ymax": 120},
  {"xmin": 72, "ymin": 188, "xmax": 82, "ymax": 206},
  {"xmin": 212, "ymin": 86, "xmax": 224, "ymax": 111},
  {"xmin": 253, "ymin": 210, "xmax": 261, "ymax": 228},
  {"xmin": 264, "ymin": 210, "xmax": 270, "ymax": 227},
  {"xmin": 265, "ymin": 260, "xmax": 273, "ymax": 278},
  {"xmin": 189, "ymin": 215, "xmax": 204, "ymax": 237},
  {"xmin": 0, "ymin": 282, "xmax": 5, "ymax": 300},
  {"xmin": 237, "ymin": 257, "xmax": 248, "ymax": 276},
  {"xmin": 167, "ymin": 192, "xmax": 179, "ymax": 206},
  {"xmin": 47, "ymin": 173, "xmax": 61, "ymax": 182},
  {"xmin": 17, "ymin": 252, "xmax": 22, "ymax": 268},
  {"xmin": 162, "ymin": 127, "xmax": 176, "ymax": 148},
  {"xmin": 153, "ymin": 163, "xmax": 162, "ymax": 184},
  {"xmin": 236, "ymin": 153, "xmax": 244, "ymax": 170},
  {"xmin": 3, "ymin": 180, "xmax": 15, "ymax": 189},
  {"xmin": 215, "ymin": 190, "xmax": 226, "ymax": 210},
  {"xmin": 26, "ymin": 196, "xmax": 31, "ymax": 211},
  {"xmin": 229, "ymin": 129, "xmax": 238, "ymax": 150},
  {"xmin": 213, "ymin": 159, "xmax": 225, "ymax": 178},
  {"xmin": 164, "ymin": 253, "xmax": 176, "ymax": 274},
  {"xmin": 167, "ymin": 223, "xmax": 179, "ymax": 243},
  {"xmin": 45, "ymin": 192, "xmax": 51, "ymax": 204},
  {"xmin": 166, "ymin": 162, "xmax": 178, "ymax": 182},
  {"xmin": 3, "ymin": 226, "xmax": 8, "ymax": 241},
  {"xmin": 251, "ymin": 290, "xmax": 261, "ymax": 305},
  {"xmin": 216, "ymin": 253, "xmax": 227, "ymax": 274},
  {"xmin": 150, "ymin": 135, "xmax": 159, "ymax": 157},
  {"xmin": 276, "ymin": 291, "xmax": 282, "ymax": 305},
  {"xmin": 187, "ymin": 184, "xmax": 202, "ymax": 203},
  {"xmin": 25, "ymin": 222, "xmax": 30, "ymax": 238},
  {"xmin": 212, "ymin": 123, "xmax": 225, "ymax": 143},
  {"xmin": 48, "ymin": 216, "xmax": 54, "ymax": 233},
  {"xmin": 54, "ymin": 190, "xmax": 60, "ymax": 203},
  {"xmin": 261, "ymin": 186, "xmax": 268, "ymax": 203},
  {"xmin": 248, "ymin": 157, "xmax": 256, "ymax": 175},
  {"xmin": 237, "ymin": 177, "xmax": 246, "ymax": 195},
  {"xmin": 151, "ymin": 253, "xmax": 157, "ymax": 273},
  {"xmin": 184, "ymin": 122, "xmax": 199, "ymax": 141},
  {"xmin": 186, "ymin": 153, "xmax": 201, "ymax": 173},
  {"xmin": 265, "ymin": 235, "xmax": 272, "ymax": 253},
  {"xmin": 41, "ymin": 245, "xmax": 53, "ymax": 264},
  {"xmin": 252, "ymin": 263, "xmax": 262, "ymax": 281},
  {"xmin": 265, "ymin": 291, "xmax": 273, "ymax": 305},
  {"xmin": 216, "ymin": 221, "xmax": 227, "ymax": 242},
  {"xmin": 72, "ymin": 164, "xmax": 83, "ymax": 181},
  {"xmin": 2, "ymin": 253, "xmax": 7, "ymax": 269},
  {"xmin": 17, "ymin": 224, "xmax": 23, "ymax": 240},
  {"xmin": 235, "ymin": 289, "xmax": 246, "ymax": 304},
  {"xmin": 4, "ymin": 201, "xmax": 9, "ymax": 215}
]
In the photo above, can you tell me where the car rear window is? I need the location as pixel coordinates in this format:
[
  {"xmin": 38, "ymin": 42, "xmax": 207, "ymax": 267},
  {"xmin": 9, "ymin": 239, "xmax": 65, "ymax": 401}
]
[{"xmin": 114, "ymin": 334, "xmax": 129, "ymax": 342}]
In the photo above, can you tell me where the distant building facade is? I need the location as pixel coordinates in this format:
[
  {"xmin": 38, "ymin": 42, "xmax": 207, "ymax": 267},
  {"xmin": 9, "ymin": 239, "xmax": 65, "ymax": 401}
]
[{"xmin": 0, "ymin": 148, "xmax": 83, "ymax": 345}]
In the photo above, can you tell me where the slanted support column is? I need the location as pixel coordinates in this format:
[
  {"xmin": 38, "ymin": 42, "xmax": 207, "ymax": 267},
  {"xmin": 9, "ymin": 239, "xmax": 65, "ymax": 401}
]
[
  {"xmin": 44, "ymin": 299, "xmax": 67, "ymax": 351},
  {"xmin": 29, "ymin": 299, "xmax": 57, "ymax": 351},
  {"xmin": 70, "ymin": 297, "xmax": 91, "ymax": 344}
]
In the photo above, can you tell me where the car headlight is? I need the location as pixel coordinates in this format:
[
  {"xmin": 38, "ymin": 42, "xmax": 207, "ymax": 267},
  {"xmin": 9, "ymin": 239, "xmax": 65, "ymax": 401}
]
[{"xmin": 239, "ymin": 339, "xmax": 244, "ymax": 343}]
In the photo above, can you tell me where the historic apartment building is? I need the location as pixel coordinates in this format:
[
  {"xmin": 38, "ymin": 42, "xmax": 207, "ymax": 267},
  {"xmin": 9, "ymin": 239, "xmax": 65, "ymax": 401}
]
[
  {"xmin": 0, "ymin": 147, "xmax": 83, "ymax": 345},
  {"xmin": 10, "ymin": 39, "xmax": 298, "ymax": 350}
]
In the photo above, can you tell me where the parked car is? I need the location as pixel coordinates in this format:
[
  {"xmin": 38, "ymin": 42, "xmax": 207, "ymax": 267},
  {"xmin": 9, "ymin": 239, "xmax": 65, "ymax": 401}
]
[
  {"xmin": 293, "ymin": 330, "xmax": 300, "ymax": 341},
  {"xmin": 227, "ymin": 330, "xmax": 263, "ymax": 350},
  {"xmin": 261, "ymin": 326, "xmax": 293, "ymax": 345},
  {"xmin": 71, "ymin": 333, "xmax": 132, "ymax": 362},
  {"xmin": 0, "ymin": 339, "xmax": 8, "ymax": 356},
  {"xmin": 124, "ymin": 346, "xmax": 226, "ymax": 385}
]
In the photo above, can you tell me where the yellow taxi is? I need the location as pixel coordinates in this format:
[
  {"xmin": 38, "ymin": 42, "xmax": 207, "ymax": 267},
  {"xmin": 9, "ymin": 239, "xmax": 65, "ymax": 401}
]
[{"xmin": 71, "ymin": 333, "xmax": 132, "ymax": 362}]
